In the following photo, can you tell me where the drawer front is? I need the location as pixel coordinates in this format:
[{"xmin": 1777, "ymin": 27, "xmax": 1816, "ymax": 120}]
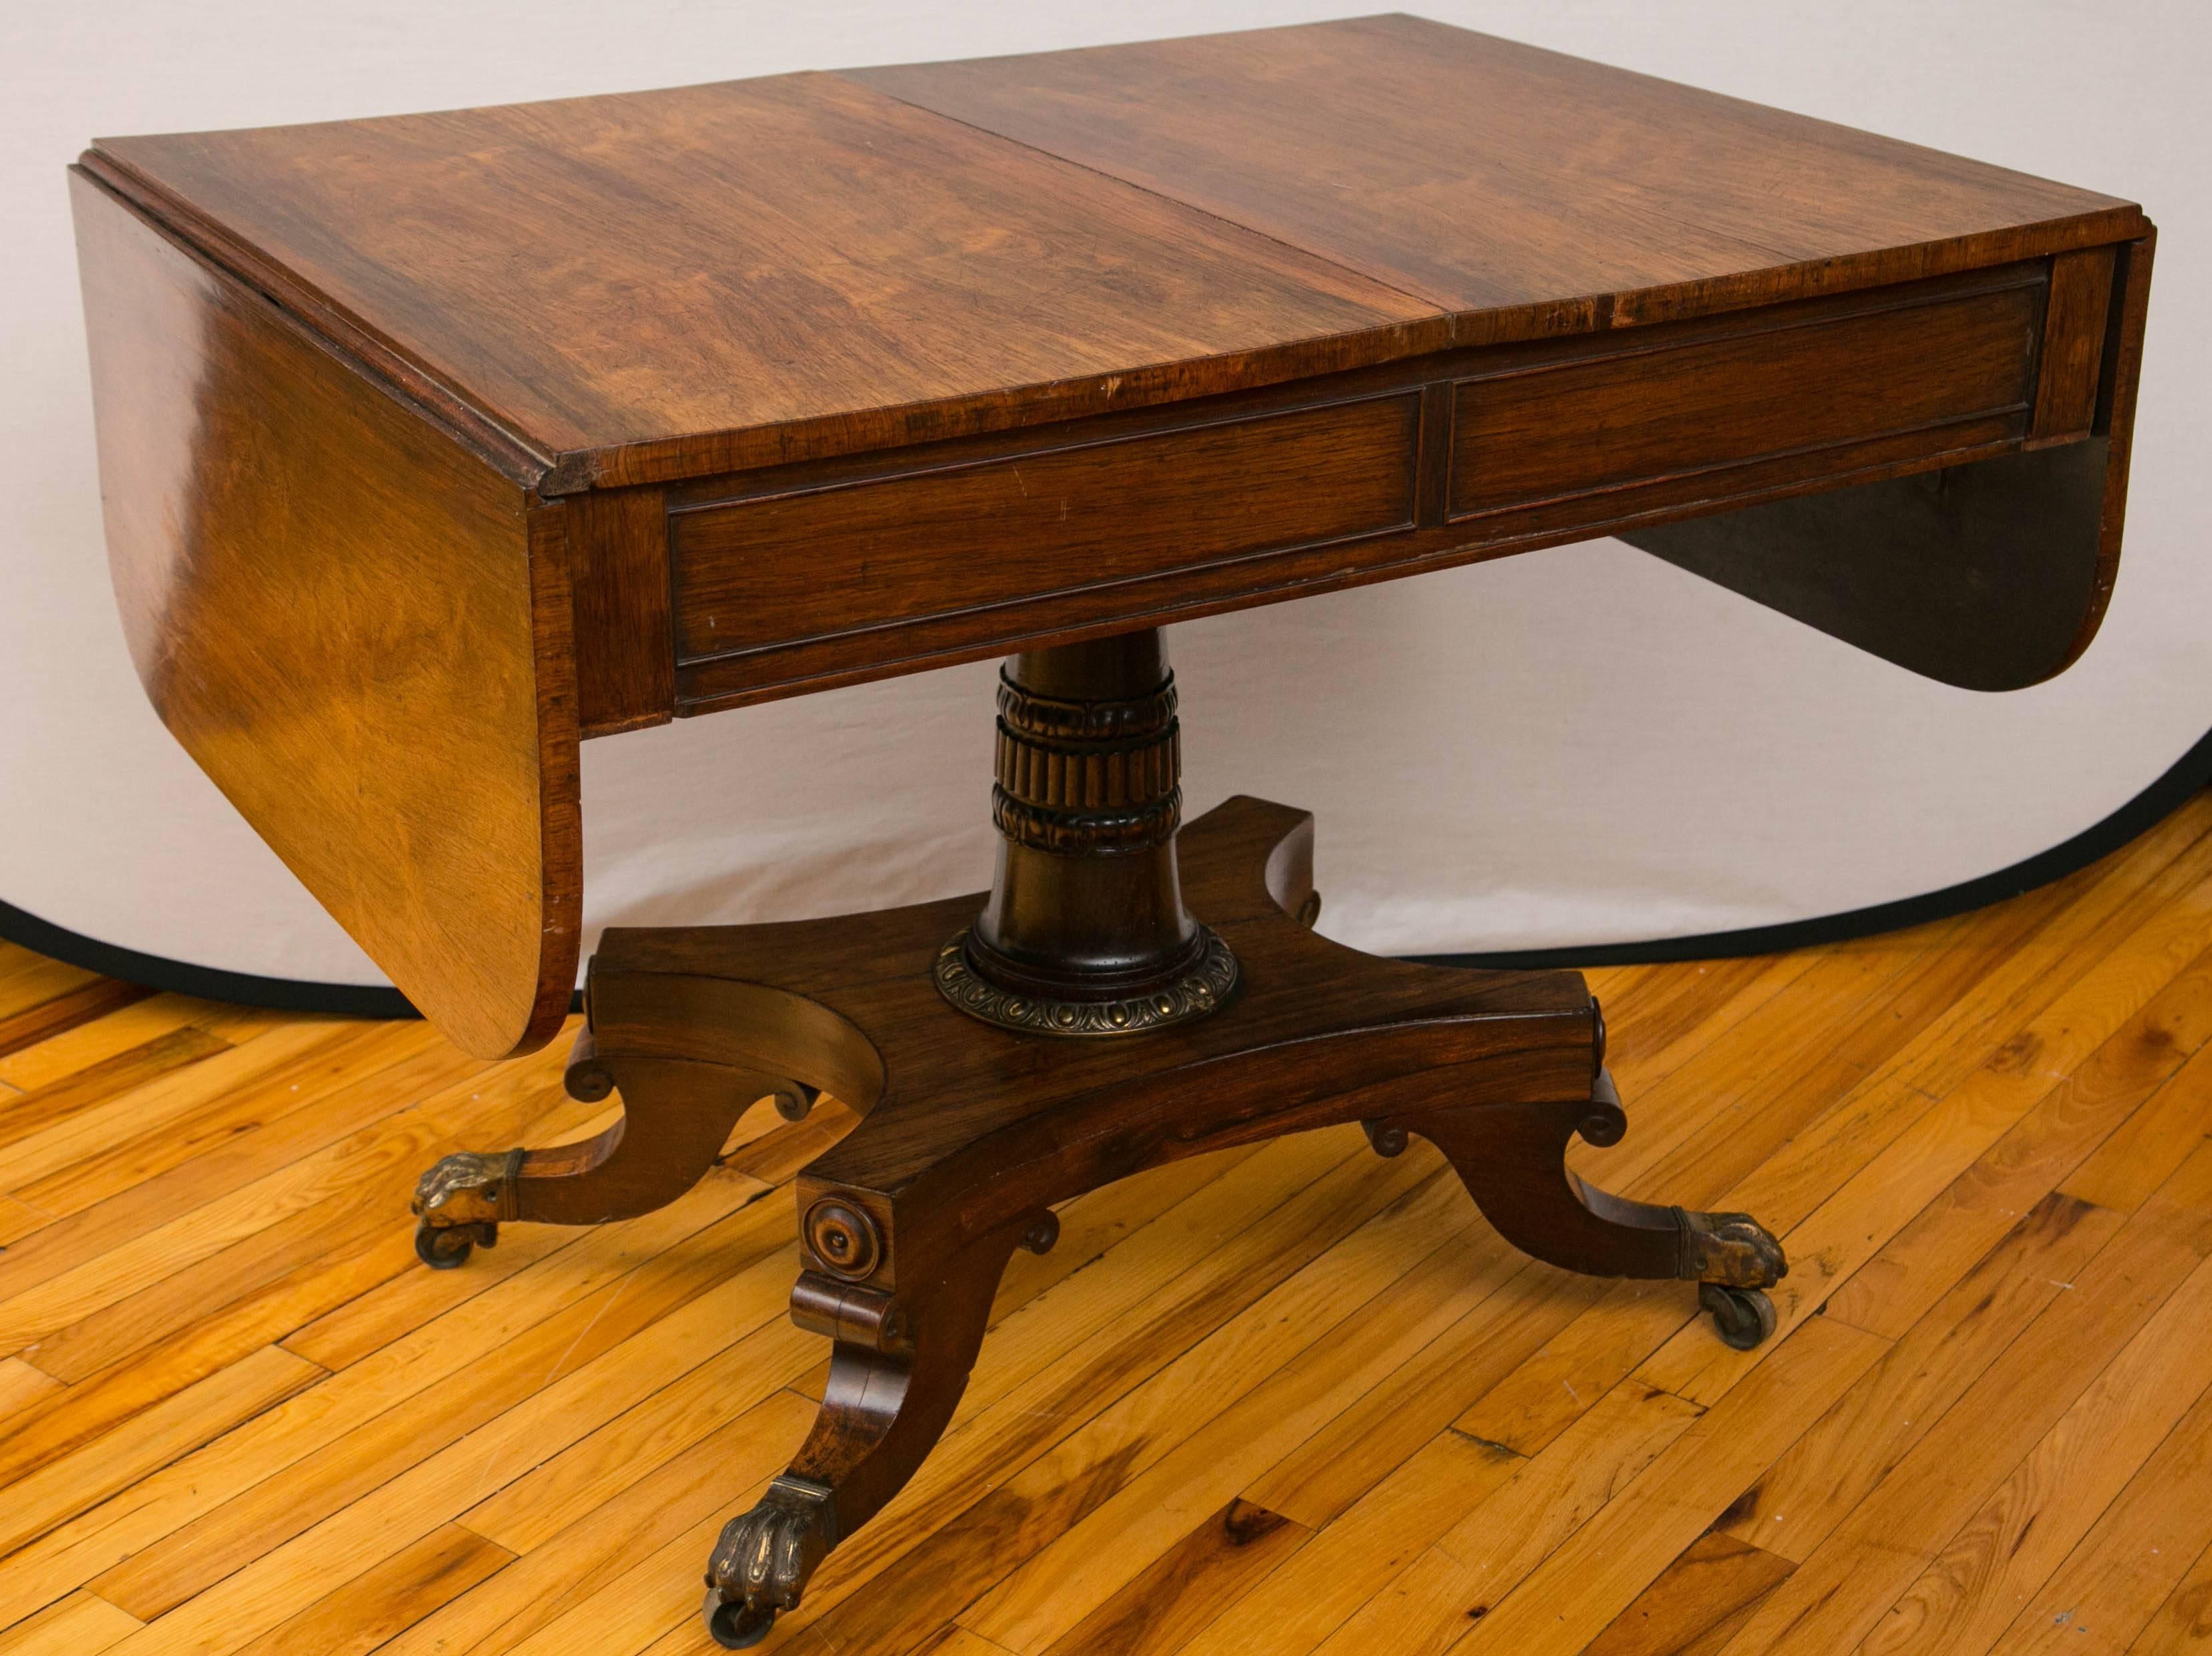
[
  {"xmin": 673, "ymin": 391, "xmax": 1418, "ymax": 662},
  {"xmin": 1449, "ymin": 279, "xmax": 2041, "ymax": 520}
]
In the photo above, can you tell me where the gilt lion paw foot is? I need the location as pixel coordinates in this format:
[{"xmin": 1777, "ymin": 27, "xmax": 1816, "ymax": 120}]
[
  {"xmin": 410, "ymin": 1148, "xmax": 522, "ymax": 1269},
  {"xmin": 1682, "ymin": 1210, "xmax": 1788, "ymax": 1289},
  {"xmin": 703, "ymin": 1476, "xmax": 836, "ymax": 1647}
]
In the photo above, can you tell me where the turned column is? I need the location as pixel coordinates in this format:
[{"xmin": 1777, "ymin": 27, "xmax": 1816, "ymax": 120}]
[{"xmin": 933, "ymin": 628, "xmax": 1239, "ymax": 1035}]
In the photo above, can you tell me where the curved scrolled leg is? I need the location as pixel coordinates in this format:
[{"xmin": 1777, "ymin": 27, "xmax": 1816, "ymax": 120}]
[
  {"xmin": 411, "ymin": 1025, "xmax": 800, "ymax": 1265},
  {"xmin": 702, "ymin": 1212, "xmax": 1034, "ymax": 1636},
  {"xmin": 1387, "ymin": 1069, "xmax": 1788, "ymax": 1346}
]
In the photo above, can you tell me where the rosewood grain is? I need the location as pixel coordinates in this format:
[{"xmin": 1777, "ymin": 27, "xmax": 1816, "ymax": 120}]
[
  {"xmin": 71, "ymin": 170, "xmax": 579, "ymax": 1061},
  {"xmin": 671, "ymin": 392, "xmax": 1417, "ymax": 665},
  {"xmin": 2030, "ymin": 245, "xmax": 2119, "ymax": 447},
  {"xmin": 854, "ymin": 16, "xmax": 2141, "ymax": 326},
  {"xmin": 1447, "ymin": 273, "xmax": 2038, "ymax": 519}
]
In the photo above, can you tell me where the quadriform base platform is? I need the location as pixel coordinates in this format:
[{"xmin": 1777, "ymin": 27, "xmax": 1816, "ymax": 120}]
[{"xmin": 73, "ymin": 17, "xmax": 2153, "ymax": 1647}]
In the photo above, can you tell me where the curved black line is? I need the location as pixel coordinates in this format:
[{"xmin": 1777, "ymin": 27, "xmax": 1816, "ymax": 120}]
[
  {"xmin": 1414, "ymin": 722, "xmax": 2212, "ymax": 970},
  {"xmin": 5, "ymin": 725, "xmax": 2209, "ymax": 1013},
  {"xmin": 0, "ymin": 899, "xmax": 421, "ymax": 1018}
]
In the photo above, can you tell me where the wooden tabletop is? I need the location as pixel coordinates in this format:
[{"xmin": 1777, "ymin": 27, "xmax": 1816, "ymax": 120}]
[
  {"xmin": 86, "ymin": 15, "xmax": 2138, "ymax": 494},
  {"xmin": 71, "ymin": 17, "xmax": 2155, "ymax": 1059}
]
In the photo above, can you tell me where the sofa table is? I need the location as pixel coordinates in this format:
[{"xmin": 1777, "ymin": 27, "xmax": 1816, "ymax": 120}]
[{"xmin": 71, "ymin": 17, "xmax": 2154, "ymax": 1646}]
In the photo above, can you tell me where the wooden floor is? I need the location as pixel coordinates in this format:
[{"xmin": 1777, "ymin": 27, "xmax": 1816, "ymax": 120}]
[{"xmin": 4, "ymin": 801, "xmax": 2212, "ymax": 1656}]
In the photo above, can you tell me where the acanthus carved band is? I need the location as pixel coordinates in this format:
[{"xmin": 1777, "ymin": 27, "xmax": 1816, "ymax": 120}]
[{"xmin": 934, "ymin": 926, "xmax": 1239, "ymax": 1037}]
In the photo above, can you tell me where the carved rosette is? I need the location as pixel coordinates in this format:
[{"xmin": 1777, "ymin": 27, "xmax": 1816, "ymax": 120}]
[
  {"xmin": 935, "ymin": 926, "xmax": 1239, "ymax": 1037},
  {"xmin": 991, "ymin": 669, "xmax": 1182, "ymax": 854}
]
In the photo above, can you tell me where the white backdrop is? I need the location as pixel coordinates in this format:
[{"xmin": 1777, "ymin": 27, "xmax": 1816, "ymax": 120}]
[{"xmin": 4, "ymin": 2, "xmax": 2205, "ymax": 991}]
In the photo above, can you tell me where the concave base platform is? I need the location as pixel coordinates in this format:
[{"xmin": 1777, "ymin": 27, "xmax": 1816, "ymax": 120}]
[{"xmin": 410, "ymin": 795, "xmax": 1786, "ymax": 1647}]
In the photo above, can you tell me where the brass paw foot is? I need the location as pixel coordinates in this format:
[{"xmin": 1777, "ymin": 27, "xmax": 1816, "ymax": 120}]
[
  {"xmin": 411, "ymin": 1148, "xmax": 522, "ymax": 1269},
  {"xmin": 1684, "ymin": 1212, "xmax": 1785, "ymax": 1349},
  {"xmin": 1680, "ymin": 1210, "xmax": 1788, "ymax": 1289},
  {"xmin": 703, "ymin": 1476, "xmax": 836, "ymax": 1645}
]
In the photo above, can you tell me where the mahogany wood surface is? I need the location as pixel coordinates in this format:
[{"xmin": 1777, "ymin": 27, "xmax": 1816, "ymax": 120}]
[
  {"xmin": 480, "ymin": 795, "xmax": 1781, "ymax": 1634},
  {"xmin": 856, "ymin": 16, "xmax": 2141, "ymax": 321},
  {"xmin": 69, "ymin": 172, "xmax": 579, "ymax": 1063}
]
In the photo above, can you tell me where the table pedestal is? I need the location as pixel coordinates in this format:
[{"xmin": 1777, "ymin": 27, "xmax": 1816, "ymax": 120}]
[{"xmin": 409, "ymin": 629, "xmax": 1786, "ymax": 1648}]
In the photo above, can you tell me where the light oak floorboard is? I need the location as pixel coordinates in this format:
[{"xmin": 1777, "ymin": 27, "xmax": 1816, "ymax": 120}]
[{"xmin": 1, "ymin": 794, "xmax": 2210, "ymax": 1656}]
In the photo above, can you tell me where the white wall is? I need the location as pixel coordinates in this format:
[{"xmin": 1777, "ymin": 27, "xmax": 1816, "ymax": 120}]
[{"xmin": 3, "ymin": 1, "xmax": 2205, "ymax": 986}]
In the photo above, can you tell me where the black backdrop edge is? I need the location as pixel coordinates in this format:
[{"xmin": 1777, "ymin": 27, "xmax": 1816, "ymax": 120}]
[{"xmin": 6, "ymin": 723, "xmax": 2210, "ymax": 1019}]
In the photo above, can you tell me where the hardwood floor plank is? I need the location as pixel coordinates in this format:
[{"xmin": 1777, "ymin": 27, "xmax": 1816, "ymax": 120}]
[
  {"xmin": 0, "ymin": 1020, "xmax": 365, "ymax": 1200},
  {"xmin": 1711, "ymin": 1139, "xmax": 2212, "ymax": 1656},
  {"xmin": 0, "ymin": 1358, "xmax": 61, "ymax": 1423},
  {"xmin": 0, "ymin": 1345, "xmax": 322, "ymax": 1562},
  {"xmin": 960, "ymin": 1178, "xmax": 1506, "ymax": 1650},
  {"xmin": 0, "ymin": 978, "xmax": 148, "ymax": 1064},
  {"xmin": 0, "ymin": 1096, "xmax": 480, "ymax": 1359},
  {"xmin": 1640, "ymin": 929, "xmax": 2212, "ymax": 1408},
  {"xmin": 0, "ymin": 1198, "xmax": 49, "ymax": 1251},
  {"xmin": 1173, "ymin": 1430, "xmax": 1520, "ymax": 1656},
  {"xmin": 1445, "ymin": 1315, "xmax": 1888, "ymax": 1655},
  {"xmin": 458, "ymin": 1275, "xmax": 819, "ymax": 1552},
  {"xmin": 2060, "ymin": 1033, "xmax": 2212, "ymax": 1212},
  {"xmin": 0, "ymin": 1225, "xmax": 420, "ymax": 1490},
  {"xmin": 1986, "ymin": 1373, "xmax": 2212, "ymax": 1654},
  {"xmin": 1309, "ymin": 1379, "xmax": 1707, "ymax": 1656},
  {"xmin": 1857, "ymin": 1250, "xmax": 2212, "ymax": 1656},
  {"xmin": 27, "ymin": 1170, "xmax": 422, "ymax": 1383},
  {"xmin": 0, "ymin": 951, "xmax": 99, "ymax": 1016},
  {"xmin": 0, "ymin": 1031, "xmax": 494, "ymax": 1317},
  {"xmin": 1231, "ymin": 1240, "xmax": 1613, "ymax": 1525},
  {"xmin": 1582, "ymin": 1532, "xmax": 1796, "ymax": 1656},
  {"xmin": 2123, "ymin": 1538, "xmax": 2212, "ymax": 1654},
  {"xmin": 1451, "ymin": 1275, "xmax": 1694, "ymax": 1455},
  {"xmin": 0, "ymin": 1162, "xmax": 766, "ymax": 1635},
  {"xmin": 1820, "ymin": 939, "xmax": 2212, "ymax": 1345},
  {"xmin": 1033, "ymin": 1498, "xmax": 1308, "ymax": 1656},
  {"xmin": 91, "ymin": 1180, "xmax": 794, "ymax": 1623},
  {"xmin": 376, "ymin": 1395, "xmax": 816, "ymax": 1656},
  {"xmin": 0, "ymin": 994, "xmax": 257, "ymax": 1094},
  {"xmin": 0, "ymin": 1591, "xmax": 140, "ymax": 1656},
  {"xmin": 1718, "ymin": 1189, "xmax": 2124, "ymax": 1560},
  {"xmin": 17, "ymin": 1023, "xmax": 449, "ymax": 1218},
  {"xmin": 228, "ymin": 1523, "xmax": 512, "ymax": 1656},
  {"xmin": 0, "ymin": 1029, "xmax": 232, "ymax": 1158},
  {"xmin": 991, "ymin": 1147, "xmax": 1265, "ymax": 1321}
]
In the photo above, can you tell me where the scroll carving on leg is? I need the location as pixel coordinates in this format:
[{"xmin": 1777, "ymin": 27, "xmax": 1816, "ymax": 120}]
[
  {"xmin": 410, "ymin": 1023, "xmax": 796, "ymax": 1268},
  {"xmin": 1384, "ymin": 1069, "xmax": 1788, "ymax": 1350},
  {"xmin": 701, "ymin": 1210, "xmax": 1039, "ymax": 1647}
]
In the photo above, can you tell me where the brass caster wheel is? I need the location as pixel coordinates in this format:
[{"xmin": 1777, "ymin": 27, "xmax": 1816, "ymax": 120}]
[
  {"xmin": 703, "ymin": 1589, "xmax": 776, "ymax": 1649},
  {"xmin": 414, "ymin": 1222, "xmax": 493, "ymax": 1270},
  {"xmin": 1700, "ymin": 1283, "xmax": 1777, "ymax": 1350}
]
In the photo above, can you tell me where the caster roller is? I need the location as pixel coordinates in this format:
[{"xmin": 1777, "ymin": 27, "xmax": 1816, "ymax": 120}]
[
  {"xmin": 414, "ymin": 1221, "xmax": 492, "ymax": 1270},
  {"xmin": 1700, "ymin": 1283, "xmax": 1777, "ymax": 1350},
  {"xmin": 703, "ymin": 1589, "xmax": 776, "ymax": 1649}
]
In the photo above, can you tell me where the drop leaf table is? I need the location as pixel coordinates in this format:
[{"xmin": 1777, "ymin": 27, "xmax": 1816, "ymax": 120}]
[{"xmin": 71, "ymin": 16, "xmax": 2153, "ymax": 1647}]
